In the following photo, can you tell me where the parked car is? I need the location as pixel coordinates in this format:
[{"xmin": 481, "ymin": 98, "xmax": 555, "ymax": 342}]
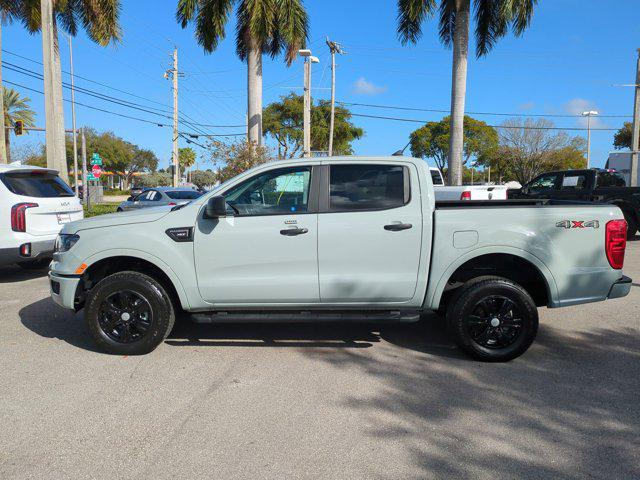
[
  {"xmin": 130, "ymin": 185, "xmax": 146, "ymax": 198},
  {"xmin": 0, "ymin": 164, "xmax": 83, "ymax": 269},
  {"xmin": 50, "ymin": 156, "xmax": 630, "ymax": 361},
  {"xmin": 116, "ymin": 187, "xmax": 202, "ymax": 211},
  {"xmin": 429, "ymin": 167, "xmax": 509, "ymax": 201},
  {"xmin": 509, "ymin": 168, "xmax": 640, "ymax": 238}
]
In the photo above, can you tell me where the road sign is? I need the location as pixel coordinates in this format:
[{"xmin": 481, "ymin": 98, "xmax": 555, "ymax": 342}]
[
  {"xmin": 91, "ymin": 164, "xmax": 102, "ymax": 179},
  {"xmin": 87, "ymin": 173, "xmax": 97, "ymax": 181},
  {"xmin": 91, "ymin": 153, "xmax": 102, "ymax": 166}
]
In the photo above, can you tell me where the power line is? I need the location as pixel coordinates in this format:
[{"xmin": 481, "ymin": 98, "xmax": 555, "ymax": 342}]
[
  {"xmin": 3, "ymin": 60, "xmax": 246, "ymax": 128},
  {"xmin": 339, "ymin": 101, "xmax": 632, "ymax": 119},
  {"xmin": 3, "ymin": 79, "xmax": 246, "ymax": 137},
  {"xmin": 349, "ymin": 112, "xmax": 621, "ymax": 131}
]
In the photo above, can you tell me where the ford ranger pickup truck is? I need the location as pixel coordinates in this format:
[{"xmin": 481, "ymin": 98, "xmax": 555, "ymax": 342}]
[{"xmin": 49, "ymin": 156, "xmax": 632, "ymax": 361}]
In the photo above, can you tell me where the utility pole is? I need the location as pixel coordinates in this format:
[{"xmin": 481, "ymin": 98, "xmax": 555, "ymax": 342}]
[
  {"xmin": 40, "ymin": 0, "xmax": 67, "ymax": 182},
  {"xmin": 0, "ymin": 22, "xmax": 7, "ymax": 164},
  {"xmin": 165, "ymin": 48, "xmax": 180, "ymax": 187},
  {"xmin": 631, "ymin": 49, "xmax": 640, "ymax": 187},
  {"xmin": 81, "ymin": 128, "xmax": 89, "ymax": 210},
  {"xmin": 299, "ymin": 49, "xmax": 319, "ymax": 158},
  {"xmin": 326, "ymin": 38, "xmax": 345, "ymax": 157},
  {"xmin": 64, "ymin": 33, "xmax": 79, "ymax": 195},
  {"xmin": 581, "ymin": 110, "xmax": 599, "ymax": 168}
]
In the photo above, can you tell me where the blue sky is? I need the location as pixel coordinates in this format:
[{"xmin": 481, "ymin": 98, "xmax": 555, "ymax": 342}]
[{"xmin": 4, "ymin": 0, "xmax": 640, "ymax": 170}]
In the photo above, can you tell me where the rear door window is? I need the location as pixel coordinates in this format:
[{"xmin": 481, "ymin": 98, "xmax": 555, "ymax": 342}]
[
  {"xmin": 0, "ymin": 171, "xmax": 74, "ymax": 197},
  {"xmin": 329, "ymin": 164, "xmax": 409, "ymax": 211},
  {"xmin": 597, "ymin": 172, "xmax": 626, "ymax": 187}
]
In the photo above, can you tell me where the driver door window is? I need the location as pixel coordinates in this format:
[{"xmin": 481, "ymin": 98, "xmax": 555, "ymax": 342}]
[
  {"xmin": 224, "ymin": 167, "xmax": 312, "ymax": 216},
  {"xmin": 527, "ymin": 174, "xmax": 559, "ymax": 196}
]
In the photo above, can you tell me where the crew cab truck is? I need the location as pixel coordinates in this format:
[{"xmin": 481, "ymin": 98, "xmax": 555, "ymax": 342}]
[
  {"xmin": 509, "ymin": 168, "xmax": 640, "ymax": 238},
  {"xmin": 49, "ymin": 156, "xmax": 632, "ymax": 361}
]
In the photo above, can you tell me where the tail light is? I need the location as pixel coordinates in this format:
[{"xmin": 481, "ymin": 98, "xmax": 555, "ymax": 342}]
[
  {"xmin": 460, "ymin": 191, "xmax": 471, "ymax": 201},
  {"xmin": 605, "ymin": 220, "xmax": 627, "ymax": 269},
  {"xmin": 168, "ymin": 202, "xmax": 177, "ymax": 206},
  {"xmin": 11, "ymin": 203, "xmax": 38, "ymax": 232}
]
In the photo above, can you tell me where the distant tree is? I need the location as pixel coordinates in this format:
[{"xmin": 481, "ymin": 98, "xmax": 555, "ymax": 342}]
[
  {"xmin": 12, "ymin": 142, "xmax": 45, "ymax": 167},
  {"xmin": 614, "ymin": 122, "xmax": 632, "ymax": 150},
  {"xmin": 486, "ymin": 118, "xmax": 587, "ymax": 184},
  {"xmin": 70, "ymin": 128, "xmax": 158, "ymax": 187},
  {"xmin": 3, "ymin": 87, "xmax": 35, "ymax": 162},
  {"xmin": 207, "ymin": 140, "xmax": 272, "ymax": 183},
  {"xmin": 409, "ymin": 115, "xmax": 498, "ymax": 182},
  {"xmin": 139, "ymin": 172, "xmax": 171, "ymax": 187},
  {"xmin": 190, "ymin": 170, "xmax": 217, "ymax": 190},
  {"xmin": 263, "ymin": 93, "xmax": 364, "ymax": 158},
  {"xmin": 397, "ymin": 0, "xmax": 538, "ymax": 185},
  {"xmin": 179, "ymin": 147, "xmax": 196, "ymax": 171}
]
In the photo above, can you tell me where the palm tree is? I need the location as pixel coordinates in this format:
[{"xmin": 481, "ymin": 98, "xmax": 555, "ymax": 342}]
[
  {"xmin": 0, "ymin": 1, "xmax": 19, "ymax": 164},
  {"xmin": 177, "ymin": 0, "xmax": 309, "ymax": 147},
  {"xmin": 3, "ymin": 87, "xmax": 36, "ymax": 163},
  {"xmin": 397, "ymin": 0, "xmax": 537, "ymax": 185},
  {"xmin": 16, "ymin": 0, "xmax": 121, "ymax": 179}
]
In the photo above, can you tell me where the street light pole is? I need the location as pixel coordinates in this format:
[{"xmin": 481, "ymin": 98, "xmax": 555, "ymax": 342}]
[
  {"xmin": 581, "ymin": 110, "xmax": 599, "ymax": 168},
  {"xmin": 326, "ymin": 38, "xmax": 344, "ymax": 157},
  {"xmin": 299, "ymin": 49, "xmax": 319, "ymax": 158}
]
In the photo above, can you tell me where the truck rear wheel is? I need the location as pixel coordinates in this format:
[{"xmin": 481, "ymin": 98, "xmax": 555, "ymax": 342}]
[
  {"xmin": 85, "ymin": 271, "xmax": 175, "ymax": 355},
  {"xmin": 446, "ymin": 277, "xmax": 538, "ymax": 362}
]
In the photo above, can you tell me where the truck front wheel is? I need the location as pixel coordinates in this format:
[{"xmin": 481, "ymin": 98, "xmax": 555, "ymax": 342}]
[
  {"xmin": 85, "ymin": 271, "xmax": 175, "ymax": 355},
  {"xmin": 446, "ymin": 277, "xmax": 538, "ymax": 362}
]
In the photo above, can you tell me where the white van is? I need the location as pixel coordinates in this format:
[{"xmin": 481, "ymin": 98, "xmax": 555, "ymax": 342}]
[{"xmin": 0, "ymin": 164, "xmax": 83, "ymax": 269}]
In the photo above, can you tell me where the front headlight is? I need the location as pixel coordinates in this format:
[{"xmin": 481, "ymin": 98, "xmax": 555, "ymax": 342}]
[{"xmin": 55, "ymin": 234, "xmax": 80, "ymax": 253}]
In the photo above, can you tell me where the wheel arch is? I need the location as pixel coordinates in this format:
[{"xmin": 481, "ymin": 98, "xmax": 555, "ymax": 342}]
[
  {"xmin": 75, "ymin": 250, "xmax": 190, "ymax": 311},
  {"xmin": 426, "ymin": 247, "xmax": 559, "ymax": 311}
]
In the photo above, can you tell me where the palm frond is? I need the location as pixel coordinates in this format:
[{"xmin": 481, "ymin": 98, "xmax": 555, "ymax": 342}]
[
  {"xmin": 180, "ymin": 0, "xmax": 234, "ymax": 53},
  {"xmin": 474, "ymin": 0, "xmax": 537, "ymax": 57},
  {"xmin": 176, "ymin": 0, "xmax": 199, "ymax": 27},
  {"xmin": 438, "ymin": 0, "xmax": 456, "ymax": 47},
  {"xmin": 273, "ymin": 0, "xmax": 308, "ymax": 65},
  {"xmin": 3, "ymin": 87, "xmax": 36, "ymax": 127},
  {"xmin": 397, "ymin": 0, "xmax": 437, "ymax": 45}
]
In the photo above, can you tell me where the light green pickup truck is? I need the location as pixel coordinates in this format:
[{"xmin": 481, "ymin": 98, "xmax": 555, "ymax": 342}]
[{"xmin": 49, "ymin": 156, "xmax": 631, "ymax": 361}]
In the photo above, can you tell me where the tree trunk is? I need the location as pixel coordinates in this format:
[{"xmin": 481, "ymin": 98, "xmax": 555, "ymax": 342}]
[
  {"xmin": 448, "ymin": 0, "xmax": 470, "ymax": 186},
  {"xmin": 5, "ymin": 130, "xmax": 10, "ymax": 163},
  {"xmin": 247, "ymin": 42, "xmax": 263, "ymax": 147},
  {"xmin": 40, "ymin": 0, "xmax": 68, "ymax": 182},
  {"xmin": 0, "ymin": 22, "xmax": 7, "ymax": 164}
]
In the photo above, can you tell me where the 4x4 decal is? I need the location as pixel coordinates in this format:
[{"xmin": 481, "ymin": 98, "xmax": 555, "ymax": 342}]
[{"xmin": 556, "ymin": 220, "xmax": 600, "ymax": 229}]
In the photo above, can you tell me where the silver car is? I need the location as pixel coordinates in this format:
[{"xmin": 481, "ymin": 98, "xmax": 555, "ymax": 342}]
[{"xmin": 117, "ymin": 187, "xmax": 202, "ymax": 212}]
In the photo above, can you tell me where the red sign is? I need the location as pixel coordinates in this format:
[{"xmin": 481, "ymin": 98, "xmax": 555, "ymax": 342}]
[{"xmin": 91, "ymin": 164, "xmax": 102, "ymax": 178}]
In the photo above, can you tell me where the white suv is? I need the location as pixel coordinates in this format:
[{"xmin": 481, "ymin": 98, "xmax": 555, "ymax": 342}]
[{"xmin": 0, "ymin": 164, "xmax": 83, "ymax": 269}]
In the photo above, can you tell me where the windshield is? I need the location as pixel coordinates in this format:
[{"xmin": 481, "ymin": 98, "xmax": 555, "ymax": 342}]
[
  {"xmin": 166, "ymin": 190, "xmax": 202, "ymax": 200},
  {"xmin": 0, "ymin": 171, "xmax": 74, "ymax": 198}
]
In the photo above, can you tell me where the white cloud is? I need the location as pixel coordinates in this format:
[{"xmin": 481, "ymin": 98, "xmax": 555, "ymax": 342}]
[
  {"xmin": 518, "ymin": 102, "xmax": 535, "ymax": 111},
  {"xmin": 353, "ymin": 77, "xmax": 387, "ymax": 95},
  {"xmin": 563, "ymin": 98, "xmax": 607, "ymax": 128}
]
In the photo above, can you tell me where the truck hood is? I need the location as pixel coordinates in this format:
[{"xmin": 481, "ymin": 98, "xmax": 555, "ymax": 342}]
[{"xmin": 61, "ymin": 206, "xmax": 172, "ymax": 234}]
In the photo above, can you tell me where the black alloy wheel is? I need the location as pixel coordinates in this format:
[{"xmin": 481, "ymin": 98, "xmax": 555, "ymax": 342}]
[{"xmin": 98, "ymin": 290, "xmax": 153, "ymax": 344}]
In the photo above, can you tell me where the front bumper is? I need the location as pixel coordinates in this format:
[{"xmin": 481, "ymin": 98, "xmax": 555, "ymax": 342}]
[
  {"xmin": 0, "ymin": 238, "xmax": 56, "ymax": 267},
  {"xmin": 608, "ymin": 275, "xmax": 632, "ymax": 300},
  {"xmin": 49, "ymin": 272, "xmax": 81, "ymax": 310}
]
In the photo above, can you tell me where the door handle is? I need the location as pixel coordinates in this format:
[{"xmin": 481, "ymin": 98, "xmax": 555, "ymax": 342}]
[
  {"xmin": 280, "ymin": 227, "xmax": 309, "ymax": 236},
  {"xmin": 384, "ymin": 223, "xmax": 413, "ymax": 231}
]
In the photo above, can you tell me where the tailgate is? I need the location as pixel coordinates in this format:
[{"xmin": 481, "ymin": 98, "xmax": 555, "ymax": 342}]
[{"xmin": 26, "ymin": 198, "xmax": 83, "ymax": 236}]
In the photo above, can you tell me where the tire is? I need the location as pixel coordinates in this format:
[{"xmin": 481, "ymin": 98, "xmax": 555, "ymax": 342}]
[
  {"xmin": 85, "ymin": 271, "xmax": 175, "ymax": 355},
  {"xmin": 446, "ymin": 276, "xmax": 538, "ymax": 362},
  {"xmin": 116, "ymin": 208, "xmax": 123, "ymax": 212},
  {"xmin": 18, "ymin": 258, "xmax": 51, "ymax": 270}
]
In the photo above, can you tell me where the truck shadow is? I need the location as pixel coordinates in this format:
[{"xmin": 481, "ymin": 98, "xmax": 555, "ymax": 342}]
[
  {"xmin": 0, "ymin": 265, "xmax": 49, "ymax": 284},
  {"xmin": 19, "ymin": 297, "xmax": 464, "ymax": 357}
]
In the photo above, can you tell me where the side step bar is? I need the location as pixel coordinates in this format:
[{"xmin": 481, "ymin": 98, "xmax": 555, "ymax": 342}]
[{"xmin": 190, "ymin": 310, "xmax": 421, "ymax": 324}]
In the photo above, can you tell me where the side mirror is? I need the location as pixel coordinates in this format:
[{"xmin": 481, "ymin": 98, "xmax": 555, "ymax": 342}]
[{"xmin": 204, "ymin": 195, "xmax": 227, "ymax": 219}]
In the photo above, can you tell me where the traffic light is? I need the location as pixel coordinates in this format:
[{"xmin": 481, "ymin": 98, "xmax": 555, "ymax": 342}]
[{"xmin": 14, "ymin": 120, "xmax": 24, "ymax": 136}]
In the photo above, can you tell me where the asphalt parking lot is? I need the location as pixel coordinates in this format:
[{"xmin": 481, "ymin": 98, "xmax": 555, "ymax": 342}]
[{"xmin": 1, "ymin": 243, "xmax": 639, "ymax": 480}]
